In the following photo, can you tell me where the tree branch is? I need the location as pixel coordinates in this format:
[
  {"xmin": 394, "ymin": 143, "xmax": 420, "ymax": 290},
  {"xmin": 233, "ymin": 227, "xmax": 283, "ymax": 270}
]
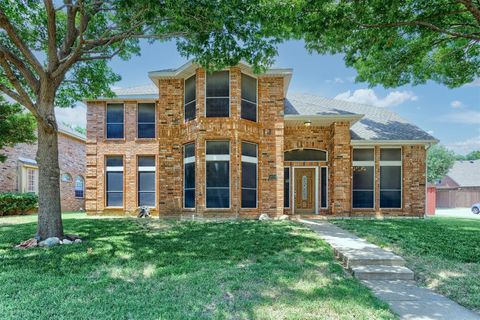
[
  {"xmin": 458, "ymin": 0, "xmax": 480, "ymax": 24},
  {"xmin": 44, "ymin": 0, "xmax": 60, "ymax": 70},
  {"xmin": 0, "ymin": 56, "xmax": 36, "ymax": 112},
  {"xmin": 0, "ymin": 9, "xmax": 44, "ymax": 77},
  {"xmin": 0, "ymin": 44, "xmax": 39, "ymax": 93},
  {"xmin": 59, "ymin": 0, "xmax": 79, "ymax": 60}
]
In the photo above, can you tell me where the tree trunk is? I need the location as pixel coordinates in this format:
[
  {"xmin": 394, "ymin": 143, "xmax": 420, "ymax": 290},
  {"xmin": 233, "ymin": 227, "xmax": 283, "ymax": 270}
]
[{"xmin": 36, "ymin": 101, "xmax": 63, "ymax": 240}]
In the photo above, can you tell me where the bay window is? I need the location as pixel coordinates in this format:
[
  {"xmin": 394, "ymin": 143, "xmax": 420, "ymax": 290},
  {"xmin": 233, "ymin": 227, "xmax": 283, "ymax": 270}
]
[
  {"xmin": 184, "ymin": 75, "xmax": 196, "ymax": 122},
  {"xmin": 241, "ymin": 74, "xmax": 257, "ymax": 122},
  {"xmin": 380, "ymin": 148, "xmax": 402, "ymax": 208},
  {"xmin": 241, "ymin": 142, "xmax": 257, "ymax": 208},
  {"xmin": 137, "ymin": 156, "xmax": 156, "ymax": 207},
  {"xmin": 184, "ymin": 143, "xmax": 195, "ymax": 208},
  {"xmin": 106, "ymin": 103, "xmax": 124, "ymax": 139},
  {"xmin": 137, "ymin": 103, "xmax": 155, "ymax": 138},
  {"xmin": 206, "ymin": 71, "xmax": 229, "ymax": 117},
  {"xmin": 106, "ymin": 156, "xmax": 123, "ymax": 207},
  {"xmin": 206, "ymin": 141, "xmax": 230, "ymax": 208},
  {"xmin": 352, "ymin": 148, "xmax": 374, "ymax": 208}
]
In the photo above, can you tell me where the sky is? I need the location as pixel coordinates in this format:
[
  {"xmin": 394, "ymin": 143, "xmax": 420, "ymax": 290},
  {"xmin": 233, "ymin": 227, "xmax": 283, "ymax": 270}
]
[{"xmin": 57, "ymin": 40, "xmax": 480, "ymax": 155}]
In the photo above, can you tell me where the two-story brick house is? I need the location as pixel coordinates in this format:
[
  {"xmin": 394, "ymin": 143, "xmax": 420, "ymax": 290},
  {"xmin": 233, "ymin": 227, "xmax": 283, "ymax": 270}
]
[{"xmin": 85, "ymin": 61, "xmax": 437, "ymax": 218}]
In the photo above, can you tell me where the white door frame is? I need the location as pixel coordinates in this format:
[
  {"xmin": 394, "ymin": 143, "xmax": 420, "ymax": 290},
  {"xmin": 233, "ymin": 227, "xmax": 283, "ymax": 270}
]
[{"xmin": 292, "ymin": 166, "xmax": 318, "ymax": 215}]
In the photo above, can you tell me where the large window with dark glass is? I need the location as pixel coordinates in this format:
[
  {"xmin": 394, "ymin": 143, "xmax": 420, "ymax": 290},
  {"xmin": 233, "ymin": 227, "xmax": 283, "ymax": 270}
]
[
  {"xmin": 184, "ymin": 143, "xmax": 195, "ymax": 208},
  {"xmin": 241, "ymin": 142, "xmax": 257, "ymax": 208},
  {"xmin": 352, "ymin": 149, "xmax": 374, "ymax": 208},
  {"xmin": 206, "ymin": 71, "xmax": 229, "ymax": 117},
  {"xmin": 106, "ymin": 156, "xmax": 123, "ymax": 207},
  {"xmin": 206, "ymin": 141, "xmax": 230, "ymax": 208},
  {"xmin": 137, "ymin": 156, "xmax": 155, "ymax": 207},
  {"xmin": 106, "ymin": 104, "xmax": 124, "ymax": 139},
  {"xmin": 184, "ymin": 75, "xmax": 196, "ymax": 122},
  {"xmin": 241, "ymin": 74, "xmax": 257, "ymax": 122},
  {"xmin": 380, "ymin": 148, "xmax": 402, "ymax": 208},
  {"xmin": 321, "ymin": 167, "xmax": 328, "ymax": 208},
  {"xmin": 284, "ymin": 167, "xmax": 290, "ymax": 208},
  {"xmin": 137, "ymin": 103, "xmax": 155, "ymax": 138}
]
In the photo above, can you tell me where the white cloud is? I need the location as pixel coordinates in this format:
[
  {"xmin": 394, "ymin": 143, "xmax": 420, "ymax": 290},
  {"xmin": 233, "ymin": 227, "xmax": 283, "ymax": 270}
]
[
  {"xmin": 334, "ymin": 89, "xmax": 418, "ymax": 108},
  {"xmin": 439, "ymin": 111, "xmax": 480, "ymax": 124},
  {"xmin": 465, "ymin": 78, "xmax": 480, "ymax": 87},
  {"xmin": 447, "ymin": 135, "xmax": 480, "ymax": 155},
  {"xmin": 325, "ymin": 76, "xmax": 355, "ymax": 84},
  {"xmin": 450, "ymin": 100, "xmax": 463, "ymax": 109},
  {"xmin": 55, "ymin": 104, "xmax": 87, "ymax": 128}
]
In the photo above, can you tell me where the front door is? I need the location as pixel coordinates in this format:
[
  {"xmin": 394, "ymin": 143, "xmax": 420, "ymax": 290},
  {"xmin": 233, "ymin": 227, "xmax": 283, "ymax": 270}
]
[{"xmin": 294, "ymin": 168, "xmax": 316, "ymax": 214}]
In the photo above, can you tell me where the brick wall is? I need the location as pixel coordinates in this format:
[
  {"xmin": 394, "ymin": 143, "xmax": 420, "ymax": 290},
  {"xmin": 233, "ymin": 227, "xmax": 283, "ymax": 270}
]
[{"xmin": 0, "ymin": 132, "xmax": 86, "ymax": 212}]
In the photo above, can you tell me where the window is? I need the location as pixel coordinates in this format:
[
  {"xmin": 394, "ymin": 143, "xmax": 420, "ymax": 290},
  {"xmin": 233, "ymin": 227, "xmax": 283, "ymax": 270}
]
[
  {"xmin": 206, "ymin": 141, "xmax": 230, "ymax": 208},
  {"xmin": 380, "ymin": 148, "xmax": 402, "ymax": 208},
  {"xmin": 137, "ymin": 103, "xmax": 155, "ymax": 138},
  {"xmin": 184, "ymin": 143, "xmax": 195, "ymax": 208},
  {"xmin": 206, "ymin": 71, "xmax": 229, "ymax": 117},
  {"xmin": 27, "ymin": 168, "xmax": 37, "ymax": 193},
  {"xmin": 352, "ymin": 149, "xmax": 374, "ymax": 208},
  {"xmin": 284, "ymin": 149, "xmax": 327, "ymax": 162},
  {"xmin": 75, "ymin": 176, "xmax": 84, "ymax": 198},
  {"xmin": 106, "ymin": 156, "xmax": 123, "ymax": 207},
  {"xmin": 284, "ymin": 167, "xmax": 290, "ymax": 208},
  {"xmin": 61, "ymin": 173, "xmax": 72, "ymax": 182},
  {"xmin": 184, "ymin": 75, "xmax": 196, "ymax": 122},
  {"xmin": 321, "ymin": 167, "xmax": 328, "ymax": 208},
  {"xmin": 106, "ymin": 104, "xmax": 124, "ymax": 139},
  {"xmin": 138, "ymin": 156, "xmax": 155, "ymax": 207},
  {"xmin": 241, "ymin": 142, "xmax": 257, "ymax": 208},
  {"xmin": 241, "ymin": 74, "xmax": 257, "ymax": 122}
]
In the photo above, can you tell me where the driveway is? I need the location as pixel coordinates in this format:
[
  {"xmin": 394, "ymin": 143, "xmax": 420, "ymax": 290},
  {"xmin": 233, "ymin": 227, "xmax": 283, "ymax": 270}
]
[{"xmin": 433, "ymin": 207, "xmax": 480, "ymax": 219}]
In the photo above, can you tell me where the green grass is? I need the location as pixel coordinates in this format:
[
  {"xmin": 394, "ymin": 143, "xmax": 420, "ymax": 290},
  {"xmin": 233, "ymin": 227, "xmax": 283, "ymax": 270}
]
[
  {"xmin": 0, "ymin": 216, "xmax": 394, "ymax": 319},
  {"xmin": 332, "ymin": 218, "xmax": 480, "ymax": 313}
]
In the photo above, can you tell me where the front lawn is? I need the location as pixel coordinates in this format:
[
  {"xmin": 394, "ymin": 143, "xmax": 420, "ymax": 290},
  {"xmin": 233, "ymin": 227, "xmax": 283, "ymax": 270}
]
[
  {"xmin": 332, "ymin": 218, "xmax": 480, "ymax": 313},
  {"xmin": 0, "ymin": 216, "xmax": 394, "ymax": 319}
]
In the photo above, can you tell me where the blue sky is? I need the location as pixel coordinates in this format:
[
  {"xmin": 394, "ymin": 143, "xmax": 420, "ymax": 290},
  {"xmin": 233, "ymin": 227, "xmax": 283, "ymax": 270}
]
[{"xmin": 58, "ymin": 40, "xmax": 480, "ymax": 154}]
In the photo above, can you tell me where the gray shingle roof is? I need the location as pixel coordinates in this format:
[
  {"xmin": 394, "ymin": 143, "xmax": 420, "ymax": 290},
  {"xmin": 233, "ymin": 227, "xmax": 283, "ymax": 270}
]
[
  {"xmin": 286, "ymin": 93, "xmax": 436, "ymax": 141},
  {"xmin": 111, "ymin": 84, "xmax": 158, "ymax": 99},
  {"xmin": 446, "ymin": 160, "xmax": 480, "ymax": 187}
]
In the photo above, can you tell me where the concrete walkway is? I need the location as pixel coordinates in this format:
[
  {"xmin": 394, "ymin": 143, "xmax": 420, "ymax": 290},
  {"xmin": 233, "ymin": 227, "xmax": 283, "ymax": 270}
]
[{"xmin": 301, "ymin": 219, "xmax": 480, "ymax": 320}]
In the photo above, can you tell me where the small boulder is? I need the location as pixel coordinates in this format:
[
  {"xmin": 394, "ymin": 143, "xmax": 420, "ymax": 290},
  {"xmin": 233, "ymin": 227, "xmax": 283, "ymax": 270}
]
[
  {"xmin": 62, "ymin": 239, "xmax": 73, "ymax": 245},
  {"xmin": 278, "ymin": 215, "xmax": 289, "ymax": 221},
  {"xmin": 64, "ymin": 234, "xmax": 81, "ymax": 241},
  {"xmin": 43, "ymin": 237, "xmax": 60, "ymax": 247},
  {"xmin": 258, "ymin": 213, "xmax": 271, "ymax": 221},
  {"xmin": 74, "ymin": 239, "xmax": 83, "ymax": 244}
]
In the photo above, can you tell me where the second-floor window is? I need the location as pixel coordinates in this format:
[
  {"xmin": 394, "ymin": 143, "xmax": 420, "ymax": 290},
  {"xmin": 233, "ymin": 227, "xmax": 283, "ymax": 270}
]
[
  {"xmin": 184, "ymin": 75, "xmax": 196, "ymax": 122},
  {"xmin": 206, "ymin": 71, "xmax": 229, "ymax": 117},
  {"xmin": 106, "ymin": 103, "xmax": 124, "ymax": 139},
  {"xmin": 241, "ymin": 74, "xmax": 257, "ymax": 122},
  {"xmin": 137, "ymin": 103, "xmax": 155, "ymax": 138}
]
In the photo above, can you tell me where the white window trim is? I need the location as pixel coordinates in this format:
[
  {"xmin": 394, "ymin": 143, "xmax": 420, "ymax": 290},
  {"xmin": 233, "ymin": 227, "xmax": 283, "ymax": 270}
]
[
  {"xmin": 320, "ymin": 166, "xmax": 328, "ymax": 209},
  {"xmin": 241, "ymin": 142, "xmax": 258, "ymax": 209},
  {"xmin": 184, "ymin": 74, "xmax": 196, "ymax": 122},
  {"xmin": 379, "ymin": 147, "xmax": 403, "ymax": 209},
  {"xmin": 138, "ymin": 166, "xmax": 156, "ymax": 172},
  {"xmin": 106, "ymin": 166, "xmax": 124, "ymax": 172},
  {"xmin": 183, "ymin": 143, "xmax": 196, "ymax": 209},
  {"xmin": 352, "ymin": 148, "xmax": 375, "ymax": 209},
  {"xmin": 205, "ymin": 141, "xmax": 231, "ymax": 209},
  {"xmin": 240, "ymin": 73, "xmax": 258, "ymax": 122},
  {"xmin": 204, "ymin": 70, "xmax": 231, "ymax": 118},
  {"xmin": 291, "ymin": 166, "xmax": 319, "ymax": 215}
]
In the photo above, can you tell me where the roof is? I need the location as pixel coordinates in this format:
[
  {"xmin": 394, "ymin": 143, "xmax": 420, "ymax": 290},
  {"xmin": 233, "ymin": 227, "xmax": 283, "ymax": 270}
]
[
  {"xmin": 286, "ymin": 93, "xmax": 437, "ymax": 142},
  {"xmin": 109, "ymin": 84, "xmax": 158, "ymax": 100},
  {"xmin": 58, "ymin": 123, "xmax": 86, "ymax": 141},
  {"xmin": 445, "ymin": 160, "xmax": 480, "ymax": 187}
]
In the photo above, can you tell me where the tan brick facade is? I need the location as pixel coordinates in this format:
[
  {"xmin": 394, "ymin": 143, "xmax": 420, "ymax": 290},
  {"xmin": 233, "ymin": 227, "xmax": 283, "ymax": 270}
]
[
  {"xmin": 0, "ymin": 131, "xmax": 86, "ymax": 212},
  {"xmin": 86, "ymin": 65, "xmax": 427, "ymax": 218}
]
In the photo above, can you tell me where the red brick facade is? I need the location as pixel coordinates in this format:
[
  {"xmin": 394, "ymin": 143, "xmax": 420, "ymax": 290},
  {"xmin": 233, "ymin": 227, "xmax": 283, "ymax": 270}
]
[
  {"xmin": 86, "ymin": 65, "xmax": 428, "ymax": 218},
  {"xmin": 0, "ymin": 130, "xmax": 86, "ymax": 212}
]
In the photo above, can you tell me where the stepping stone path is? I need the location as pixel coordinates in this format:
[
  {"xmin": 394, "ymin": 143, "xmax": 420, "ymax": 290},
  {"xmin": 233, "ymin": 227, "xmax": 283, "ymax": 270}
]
[{"xmin": 301, "ymin": 219, "xmax": 480, "ymax": 320}]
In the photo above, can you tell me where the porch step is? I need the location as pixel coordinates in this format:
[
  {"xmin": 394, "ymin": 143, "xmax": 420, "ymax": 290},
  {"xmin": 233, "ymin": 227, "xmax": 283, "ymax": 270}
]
[
  {"xmin": 351, "ymin": 265, "xmax": 414, "ymax": 281},
  {"xmin": 334, "ymin": 248, "xmax": 406, "ymax": 268}
]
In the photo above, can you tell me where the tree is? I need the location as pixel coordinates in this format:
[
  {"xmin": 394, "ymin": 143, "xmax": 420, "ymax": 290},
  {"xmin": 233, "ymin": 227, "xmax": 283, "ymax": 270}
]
[
  {"xmin": 427, "ymin": 145, "xmax": 455, "ymax": 183},
  {"xmin": 0, "ymin": 96, "xmax": 36, "ymax": 162},
  {"xmin": 0, "ymin": 0, "xmax": 288, "ymax": 239},
  {"xmin": 465, "ymin": 150, "xmax": 480, "ymax": 160},
  {"xmin": 299, "ymin": 0, "xmax": 480, "ymax": 88}
]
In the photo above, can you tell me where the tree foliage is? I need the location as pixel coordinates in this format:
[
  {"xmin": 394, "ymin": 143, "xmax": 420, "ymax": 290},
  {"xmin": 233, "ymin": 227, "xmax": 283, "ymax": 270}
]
[
  {"xmin": 427, "ymin": 145, "xmax": 456, "ymax": 183},
  {"xmin": 299, "ymin": 0, "xmax": 480, "ymax": 88},
  {"xmin": 456, "ymin": 150, "xmax": 480, "ymax": 160},
  {"xmin": 0, "ymin": 96, "xmax": 36, "ymax": 162}
]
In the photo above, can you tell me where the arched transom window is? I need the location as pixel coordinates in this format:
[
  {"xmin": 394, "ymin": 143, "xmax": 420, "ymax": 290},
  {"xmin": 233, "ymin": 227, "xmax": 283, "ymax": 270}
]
[{"xmin": 284, "ymin": 149, "xmax": 327, "ymax": 162}]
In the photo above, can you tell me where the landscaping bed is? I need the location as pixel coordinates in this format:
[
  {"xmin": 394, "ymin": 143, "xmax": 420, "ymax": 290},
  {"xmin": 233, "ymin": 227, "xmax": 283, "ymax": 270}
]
[
  {"xmin": 332, "ymin": 218, "xmax": 480, "ymax": 313},
  {"xmin": 0, "ymin": 216, "xmax": 394, "ymax": 319}
]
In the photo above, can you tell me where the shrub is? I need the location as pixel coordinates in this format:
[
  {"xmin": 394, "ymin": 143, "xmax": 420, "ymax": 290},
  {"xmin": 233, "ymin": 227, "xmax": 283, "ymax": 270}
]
[{"xmin": 0, "ymin": 192, "xmax": 38, "ymax": 216}]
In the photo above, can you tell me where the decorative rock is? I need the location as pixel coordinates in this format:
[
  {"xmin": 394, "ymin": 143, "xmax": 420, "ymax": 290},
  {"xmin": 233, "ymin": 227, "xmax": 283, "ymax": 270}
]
[
  {"xmin": 43, "ymin": 237, "xmax": 60, "ymax": 247},
  {"xmin": 74, "ymin": 239, "xmax": 82, "ymax": 244},
  {"xmin": 62, "ymin": 239, "xmax": 73, "ymax": 245},
  {"xmin": 65, "ymin": 234, "xmax": 81, "ymax": 241},
  {"xmin": 278, "ymin": 215, "xmax": 289, "ymax": 220},
  {"xmin": 258, "ymin": 213, "xmax": 271, "ymax": 221}
]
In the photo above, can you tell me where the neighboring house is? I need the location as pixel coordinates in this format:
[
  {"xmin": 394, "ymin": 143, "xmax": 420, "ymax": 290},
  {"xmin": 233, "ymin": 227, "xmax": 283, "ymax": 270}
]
[
  {"xmin": 436, "ymin": 160, "xmax": 480, "ymax": 208},
  {"xmin": 85, "ymin": 61, "xmax": 437, "ymax": 218},
  {"xmin": 0, "ymin": 124, "xmax": 86, "ymax": 211}
]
